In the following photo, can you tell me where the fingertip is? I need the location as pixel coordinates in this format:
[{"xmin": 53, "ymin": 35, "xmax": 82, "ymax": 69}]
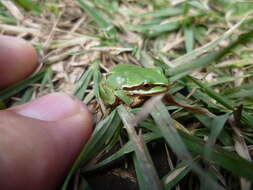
[
  {"xmin": 0, "ymin": 35, "xmax": 38, "ymax": 89},
  {"xmin": 51, "ymin": 110, "xmax": 93, "ymax": 166},
  {"xmin": 12, "ymin": 93, "xmax": 84, "ymax": 121},
  {"xmin": 58, "ymin": 111, "xmax": 93, "ymax": 143}
]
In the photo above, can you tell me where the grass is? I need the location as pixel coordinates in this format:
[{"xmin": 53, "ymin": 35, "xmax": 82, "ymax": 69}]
[{"xmin": 1, "ymin": 0, "xmax": 253, "ymax": 189}]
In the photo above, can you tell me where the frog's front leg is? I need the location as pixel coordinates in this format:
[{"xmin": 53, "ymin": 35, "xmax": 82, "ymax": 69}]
[
  {"xmin": 115, "ymin": 90, "xmax": 133, "ymax": 105},
  {"xmin": 99, "ymin": 83, "xmax": 116, "ymax": 105}
]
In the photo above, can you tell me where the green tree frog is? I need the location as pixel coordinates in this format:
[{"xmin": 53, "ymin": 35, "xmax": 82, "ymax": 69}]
[{"xmin": 99, "ymin": 64, "xmax": 169, "ymax": 106}]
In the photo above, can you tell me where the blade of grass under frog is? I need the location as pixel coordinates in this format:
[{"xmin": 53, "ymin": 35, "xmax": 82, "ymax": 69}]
[
  {"xmin": 14, "ymin": 0, "xmax": 41, "ymax": 13},
  {"xmin": 61, "ymin": 110, "xmax": 122, "ymax": 190},
  {"xmin": 150, "ymin": 101, "xmax": 224, "ymax": 190},
  {"xmin": 117, "ymin": 105, "xmax": 163, "ymax": 190},
  {"xmin": 162, "ymin": 158, "xmax": 200, "ymax": 190},
  {"xmin": 0, "ymin": 70, "xmax": 46, "ymax": 101},
  {"xmin": 83, "ymin": 132, "xmax": 160, "ymax": 172},
  {"xmin": 171, "ymin": 15, "xmax": 248, "ymax": 66},
  {"xmin": 74, "ymin": 63, "xmax": 97, "ymax": 100}
]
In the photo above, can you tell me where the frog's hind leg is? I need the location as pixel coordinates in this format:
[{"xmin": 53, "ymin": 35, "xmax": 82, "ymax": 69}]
[{"xmin": 130, "ymin": 96, "xmax": 146, "ymax": 107}]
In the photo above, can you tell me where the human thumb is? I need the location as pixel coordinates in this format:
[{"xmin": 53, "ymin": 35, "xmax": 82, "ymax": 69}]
[{"xmin": 0, "ymin": 93, "xmax": 93, "ymax": 190}]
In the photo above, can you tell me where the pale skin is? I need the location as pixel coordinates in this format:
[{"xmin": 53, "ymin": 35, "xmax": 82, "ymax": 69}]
[{"xmin": 0, "ymin": 35, "xmax": 93, "ymax": 190}]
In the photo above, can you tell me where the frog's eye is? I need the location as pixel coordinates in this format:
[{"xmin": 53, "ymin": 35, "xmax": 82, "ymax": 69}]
[{"xmin": 142, "ymin": 84, "xmax": 153, "ymax": 90}]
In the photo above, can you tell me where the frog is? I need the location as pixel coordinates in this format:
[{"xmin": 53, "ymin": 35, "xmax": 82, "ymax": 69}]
[{"xmin": 99, "ymin": 64, "xmax": 169, "ymax": 107}]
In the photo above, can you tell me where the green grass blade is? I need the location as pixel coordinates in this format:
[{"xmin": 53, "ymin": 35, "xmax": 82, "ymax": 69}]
[
  {"xmin": 226, "ymin": 88, "xmax": 253, "ymax": 99},
  {"xmin": 0, "ymin": 7, "xmax": 17, "ymax": 25},
  {"xmin": 133, "ymin": 154, "xmax": 152, "ymax": 190},
  {"xmin": 192, "ymin": 90, "xmax": 226, "ymax": 111},
  {"xmin": 147, "ymin": 21, "xmax": 180, "ymax": 37},
  {"xmin": 19, "ymin": 87, "xmax": 33, "ymax": 104},
  {"xmin": 189, "ymin": 76, "xmax": 234, "ymax": 110},
  {"xmin": 0, "ymin": 70, "xmax": 46, "ymax": 101},
  {"xmin": 129, "ymin": 21, "xmax": 180, "ymax": 37},
  {"xmin": 201, "ymin": 114, "xmax": 231, "ymax": 188},
  {"xmin": 241, "ymin": 111, "xmax": 253, "ymax": 128},
  {"xmin": 74, "ymin": 63, "xmax": 98, "ymax": 100},
  {"xmin": 79, "ymin": 177, "xmax": 92, "ymax": 190},
  {"xmin": 83, "ymin": 132, "xmax": 160, "ymax": 172},
  {"xmin": 167, "ymin": 51, "xmax": 221, "ymax": 81},
  {"xmin": 61, "ymin": 110, "xmax": 122, "ymax": 190},
  {"xmin": 167, "ymin": 31, "xmax": 253, "ymax": 81},
  {"xmin": 0, "ymin": 100, "xmax": 5, "ymax": 109},
  {"xmin": 118, "ymin": 105, "xmax": 163, "ymax": 190},
  {"xmin": 179, "ymin": 130, "xmax": 253, "ymax": 182},
  {"xmin": 39, "ymin": 68, "xmax": 54, "ymax": 92},
  {"xmin": 150, "ymin": 102, "xmax": 191, "ymax": 158},
  {"xmin": 207, "ymin": 114, "xmax": 230, "ymax": 148},
  {"xmin": 85, "ymin": 120, "xmax": 253, "ymax": 184},
  {"xmin": 171, "ymin": 15, "xmax": 249, "ymax": 66},
  {"xmin": 162, "ymin": 159, "xmax": 199, "ymax": 190},
  {"xmin": 190, "ymin": 76, "xmax": 253, "ymax": 127},
  {"xmin": 184, "ymin": 24, "xmax": 194, "ymax": 53},
  {"xmin": 78, "ymin": 0, "xmax": 114, "ymax": 30},
  {"xmin": 195, "ymin": 114, "xmax": 233, "ymax": 146},
  {"xmin": 140, "ymin": 7, "xmax": 183, "ymax": 18},
  {"xmin": 150, "ymin": 101, "xmax": 224, "ymax": 190},
  {"xmin": 93, "ymin": 63, "xmax": 102, "ymax": 100},
  {"xmin": 14, "ymin": 0, "xmax": 40, "ymax": 13}
]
